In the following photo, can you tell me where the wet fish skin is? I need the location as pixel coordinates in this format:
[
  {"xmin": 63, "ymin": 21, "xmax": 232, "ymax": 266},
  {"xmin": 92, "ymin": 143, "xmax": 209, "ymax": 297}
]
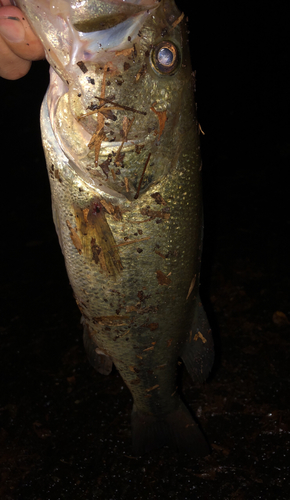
[{"xmin": 16, "ymin": 0, "xmax": 214, "ymax": 456}]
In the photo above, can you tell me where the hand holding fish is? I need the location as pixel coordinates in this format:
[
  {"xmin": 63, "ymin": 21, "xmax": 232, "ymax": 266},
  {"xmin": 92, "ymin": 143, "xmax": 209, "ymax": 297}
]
[{"xmin": 0, "ymin": 0, "xmax": 44, "ymax": 79}]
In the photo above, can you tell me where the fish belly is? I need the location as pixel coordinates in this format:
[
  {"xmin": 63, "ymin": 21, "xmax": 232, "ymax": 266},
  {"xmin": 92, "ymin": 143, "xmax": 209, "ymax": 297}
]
[{"xmin": 40, "ymin": 90, "xmax": 214, "ymax": 456}]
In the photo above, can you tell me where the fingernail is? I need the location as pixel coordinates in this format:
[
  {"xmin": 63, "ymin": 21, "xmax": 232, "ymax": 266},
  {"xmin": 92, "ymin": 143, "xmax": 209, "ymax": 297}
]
[
  {"xmin": 0, "ymin": 1, "xmax": 17, "ymax": 6},
  {"xmin": 0, "ymin": 16, "xmax": 25, "ymax": 43}
]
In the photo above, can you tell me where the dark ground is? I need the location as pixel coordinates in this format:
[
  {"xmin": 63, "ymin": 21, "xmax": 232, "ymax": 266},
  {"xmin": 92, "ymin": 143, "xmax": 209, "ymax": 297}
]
[{"xmin": 1, "ymin": 1, "xmax": 290, "ymax": 498}]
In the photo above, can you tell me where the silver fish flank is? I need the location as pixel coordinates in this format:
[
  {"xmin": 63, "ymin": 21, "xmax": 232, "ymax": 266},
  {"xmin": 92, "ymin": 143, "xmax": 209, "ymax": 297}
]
[{"xmin": 16, "ymin": 0, "xmax": 214, "ymax": 456}]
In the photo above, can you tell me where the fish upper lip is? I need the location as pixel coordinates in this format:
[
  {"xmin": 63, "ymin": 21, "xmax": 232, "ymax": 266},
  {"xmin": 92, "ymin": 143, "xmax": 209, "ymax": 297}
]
[
  {"xmin": 76, "ymin": 0, "xmax": 159, "ymax": 7},
  {"xmin": 71, "ymin": 0, "xmax": 159, "ymax": 33}
]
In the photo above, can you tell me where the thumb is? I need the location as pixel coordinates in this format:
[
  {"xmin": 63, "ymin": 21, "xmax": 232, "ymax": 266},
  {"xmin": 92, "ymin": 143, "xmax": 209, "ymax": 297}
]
[{"xmin": 0, "ymin": 5, "xmax": 45, "ymax": 61}]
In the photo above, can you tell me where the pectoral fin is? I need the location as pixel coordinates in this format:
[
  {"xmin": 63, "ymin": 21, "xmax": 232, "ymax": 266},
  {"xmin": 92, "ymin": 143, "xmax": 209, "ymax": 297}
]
[{"xmin": 83, "ymin": 321, "xmax": 113, "ymax": 376}]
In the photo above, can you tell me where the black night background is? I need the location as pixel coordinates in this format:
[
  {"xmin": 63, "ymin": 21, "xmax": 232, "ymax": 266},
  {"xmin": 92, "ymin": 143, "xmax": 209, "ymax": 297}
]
[{"xmin": 1, "ymin": 0, "xmax": 290, "ymax": 498}]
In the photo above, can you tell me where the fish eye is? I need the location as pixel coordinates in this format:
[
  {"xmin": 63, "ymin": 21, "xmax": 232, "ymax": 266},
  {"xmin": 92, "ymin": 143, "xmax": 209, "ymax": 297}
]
[{"xmin": 151, "ymin": 41, "xmax": 180, "ymax": 75}]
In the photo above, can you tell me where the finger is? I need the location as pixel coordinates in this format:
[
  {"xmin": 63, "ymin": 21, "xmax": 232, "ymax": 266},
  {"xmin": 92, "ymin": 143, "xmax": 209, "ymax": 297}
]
[
  {"xmin": 0, "ymin": 32, "xmax": 31, "ymax": 79},
  {"xmin": 0, "ymin": 5, "xmax": 45, "ymax": 61}
]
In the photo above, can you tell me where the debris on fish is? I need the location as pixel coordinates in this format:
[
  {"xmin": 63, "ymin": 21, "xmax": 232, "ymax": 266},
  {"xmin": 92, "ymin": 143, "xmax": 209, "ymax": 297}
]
[{"xmin": 16, "ymin": 0, "xmax": 214, "ymax": 456}]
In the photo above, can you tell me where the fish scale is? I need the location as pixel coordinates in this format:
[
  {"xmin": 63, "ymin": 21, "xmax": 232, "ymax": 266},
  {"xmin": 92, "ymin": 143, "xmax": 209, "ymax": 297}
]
[{"xmin": 17, "ymin": 0, "xmax": 214, "ymax": 456}]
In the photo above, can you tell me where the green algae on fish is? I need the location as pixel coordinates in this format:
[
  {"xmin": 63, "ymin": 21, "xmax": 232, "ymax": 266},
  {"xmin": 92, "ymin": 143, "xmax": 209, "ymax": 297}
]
[{"xmin": 16, "ymin": 0, "xmax": 214, "ymax": 456}]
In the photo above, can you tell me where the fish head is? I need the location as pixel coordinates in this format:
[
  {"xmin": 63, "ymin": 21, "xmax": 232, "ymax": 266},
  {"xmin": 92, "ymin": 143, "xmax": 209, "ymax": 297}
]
[{"xmin": 17, "ymin": 0, "xmax": 196, "ymax": 199}]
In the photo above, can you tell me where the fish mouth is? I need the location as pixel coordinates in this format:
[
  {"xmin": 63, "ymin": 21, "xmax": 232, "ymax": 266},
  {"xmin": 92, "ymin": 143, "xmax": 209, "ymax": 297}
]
[{"xmin": 70, "ymin": 7, "xmax": 158, "ymax": 64}]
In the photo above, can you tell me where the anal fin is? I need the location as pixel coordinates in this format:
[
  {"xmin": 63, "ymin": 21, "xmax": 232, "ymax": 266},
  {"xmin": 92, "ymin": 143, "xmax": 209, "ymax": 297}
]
[{"xmin": 181, "ymin": 300, "xmax": 214, "ymax": 382}]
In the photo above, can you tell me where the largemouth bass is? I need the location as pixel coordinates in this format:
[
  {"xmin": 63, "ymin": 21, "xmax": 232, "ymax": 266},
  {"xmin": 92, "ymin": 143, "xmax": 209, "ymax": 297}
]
[{"xmin": 16, "ymin": 0, "xmax": 214, "ymax": 456}]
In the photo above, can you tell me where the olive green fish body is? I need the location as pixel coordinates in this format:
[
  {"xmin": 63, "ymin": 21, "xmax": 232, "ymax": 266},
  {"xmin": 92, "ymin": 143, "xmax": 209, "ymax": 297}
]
[{"xmin": 17, "ymin": 0, "xmax": 214, "ymax": 455}]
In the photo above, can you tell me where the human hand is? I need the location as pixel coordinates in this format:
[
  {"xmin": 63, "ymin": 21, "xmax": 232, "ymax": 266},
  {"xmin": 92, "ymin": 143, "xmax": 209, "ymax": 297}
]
[{"xmin": 0, "ymin": 0, "xmax": 45, "ymax": 80}]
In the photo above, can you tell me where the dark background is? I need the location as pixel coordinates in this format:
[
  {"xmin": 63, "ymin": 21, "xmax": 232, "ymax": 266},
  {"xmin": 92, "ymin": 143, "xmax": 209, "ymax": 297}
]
[{"xmin": 1, "ymin": 1, "xmax": 290, "ymax": 498}]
